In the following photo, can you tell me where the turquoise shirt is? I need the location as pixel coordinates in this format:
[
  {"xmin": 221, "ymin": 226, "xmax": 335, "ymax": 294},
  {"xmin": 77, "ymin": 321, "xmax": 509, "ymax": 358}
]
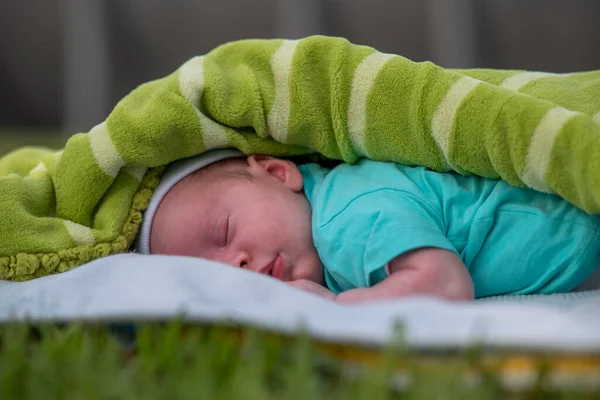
[{"xmin": 299, "ymin": 160, "xmax": 600, "ymax": 298}]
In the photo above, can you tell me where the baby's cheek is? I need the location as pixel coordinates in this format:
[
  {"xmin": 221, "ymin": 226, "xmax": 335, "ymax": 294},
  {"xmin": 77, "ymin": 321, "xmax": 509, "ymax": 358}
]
[
  {"xmin": 197, "ymin": 247, "xmax": 224, "ymax": 265},
  {"xmin": 295, "ymin": 256, "xmax": 323, "ymax": 284}
]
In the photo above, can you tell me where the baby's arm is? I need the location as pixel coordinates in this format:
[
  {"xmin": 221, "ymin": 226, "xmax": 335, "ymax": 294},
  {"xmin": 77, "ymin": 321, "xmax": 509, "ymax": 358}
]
[{"xmin": 335, "ymin": 247, "xmax": 474, "ymax": 303}]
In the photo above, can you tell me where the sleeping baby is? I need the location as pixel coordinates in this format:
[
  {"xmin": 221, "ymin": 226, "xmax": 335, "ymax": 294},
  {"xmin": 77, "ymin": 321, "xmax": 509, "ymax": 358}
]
[{"xmin": 136, "ymin": 149, "xmax": 600, "ymax": 303}]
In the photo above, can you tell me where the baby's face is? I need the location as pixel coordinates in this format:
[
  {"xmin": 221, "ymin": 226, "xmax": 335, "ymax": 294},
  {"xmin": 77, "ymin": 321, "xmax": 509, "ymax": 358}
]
[{"xmin": 150, "ymin": 155, "xmax": 323, "ymax": 284}]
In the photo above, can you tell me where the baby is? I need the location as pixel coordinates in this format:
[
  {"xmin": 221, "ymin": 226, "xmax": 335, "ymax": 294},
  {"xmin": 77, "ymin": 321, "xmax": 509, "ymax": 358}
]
[{"xmin": 137, "ymin": 149, "xmax": 600, "ymax": 303}]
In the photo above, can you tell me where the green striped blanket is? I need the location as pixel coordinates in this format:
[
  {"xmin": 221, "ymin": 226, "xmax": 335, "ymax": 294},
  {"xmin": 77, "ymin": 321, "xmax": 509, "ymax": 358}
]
[{"xmin": 1, "ymin": 35, "xmax": 599, "ymax": 281}]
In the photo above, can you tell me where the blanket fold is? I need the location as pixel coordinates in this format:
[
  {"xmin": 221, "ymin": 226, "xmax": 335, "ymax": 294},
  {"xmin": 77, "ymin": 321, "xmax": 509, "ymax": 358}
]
[{"xmin": 1, "ymin": 35, "xmax": 599, "ymax": 280}]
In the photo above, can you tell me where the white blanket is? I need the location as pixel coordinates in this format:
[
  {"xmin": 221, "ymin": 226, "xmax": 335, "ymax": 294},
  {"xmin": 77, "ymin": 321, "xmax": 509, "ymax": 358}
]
[{"xmin": 0, "ymin": 254, "xmax": 598, "ymax": 352}]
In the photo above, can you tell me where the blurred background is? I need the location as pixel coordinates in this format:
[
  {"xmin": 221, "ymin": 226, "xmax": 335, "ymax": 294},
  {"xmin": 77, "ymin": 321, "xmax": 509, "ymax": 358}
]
[{"xmin": 1, "ymin": 0, "xmax": 599, "ymax": 154}]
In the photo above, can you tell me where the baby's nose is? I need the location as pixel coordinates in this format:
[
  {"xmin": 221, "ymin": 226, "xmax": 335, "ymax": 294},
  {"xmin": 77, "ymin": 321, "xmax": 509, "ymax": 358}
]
[
  {"xmin": 230, "ymin": 253, "xmax": 267, "ymax": 274},
  {"xmin": 231, "ymin": 252, "xmax": 250, "ymax": 270}
]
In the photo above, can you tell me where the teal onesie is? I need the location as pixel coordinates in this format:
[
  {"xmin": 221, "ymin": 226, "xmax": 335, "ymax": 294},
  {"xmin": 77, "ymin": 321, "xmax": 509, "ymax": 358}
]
[{"xmin": 299, "ymin": 160, "xmax": 600, "ymax": 298}]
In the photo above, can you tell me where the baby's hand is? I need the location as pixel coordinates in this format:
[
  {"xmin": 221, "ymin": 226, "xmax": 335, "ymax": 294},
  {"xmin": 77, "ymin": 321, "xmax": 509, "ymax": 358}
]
[{"xmin": 287, "ymin": 279, "xmax": 337, "ymax": 301}]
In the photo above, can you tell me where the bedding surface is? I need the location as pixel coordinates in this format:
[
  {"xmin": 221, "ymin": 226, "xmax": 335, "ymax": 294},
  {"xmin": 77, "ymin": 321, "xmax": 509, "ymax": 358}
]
[
  {"xmin": 1, "ymin": 35, "xmax": 599, "ymax": 281},
  {"xmin": 0, "ymin": 254, "xmax": 598, "ymax": 352}
]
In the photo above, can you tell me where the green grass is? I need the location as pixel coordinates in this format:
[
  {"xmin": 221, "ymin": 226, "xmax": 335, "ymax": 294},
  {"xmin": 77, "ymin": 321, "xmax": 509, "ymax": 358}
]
[
  {"xmin": 0, "ymin": 128, "xmax": 65, "ymax": 156},
  {"xmin": 1, "ymin": 322, "xmax": 591, "ymax": 400}
]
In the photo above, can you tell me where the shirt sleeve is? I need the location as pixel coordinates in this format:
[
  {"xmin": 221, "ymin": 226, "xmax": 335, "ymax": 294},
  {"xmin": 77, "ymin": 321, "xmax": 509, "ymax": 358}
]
[{"xmin": 316, "ymin": 188, "xmax": 458, "ymax": 292}]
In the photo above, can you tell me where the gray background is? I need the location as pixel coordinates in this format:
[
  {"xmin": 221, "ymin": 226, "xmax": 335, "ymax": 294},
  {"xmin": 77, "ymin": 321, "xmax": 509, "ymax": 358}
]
[{"xmin": 0, "ymin": 0, "xmax": 598, "ymax": 135}]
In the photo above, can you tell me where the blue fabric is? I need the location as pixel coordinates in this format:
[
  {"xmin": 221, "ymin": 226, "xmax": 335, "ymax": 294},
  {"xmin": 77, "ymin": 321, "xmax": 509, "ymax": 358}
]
[{"xmin": 300, "ymin": 160, "xmax": 600, "ymax": 298}]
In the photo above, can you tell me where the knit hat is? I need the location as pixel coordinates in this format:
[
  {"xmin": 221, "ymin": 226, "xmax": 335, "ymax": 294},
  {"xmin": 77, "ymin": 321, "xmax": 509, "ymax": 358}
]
[{"xmin": 136, "ymin": 148, "xmax": 243, "ymax": 254}]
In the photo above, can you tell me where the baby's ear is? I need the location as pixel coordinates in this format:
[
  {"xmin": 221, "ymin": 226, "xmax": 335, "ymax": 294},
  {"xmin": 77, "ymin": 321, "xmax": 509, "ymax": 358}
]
[{"xmin": 247, "ymin": 155, "xmax": 303, "ymax": 192}]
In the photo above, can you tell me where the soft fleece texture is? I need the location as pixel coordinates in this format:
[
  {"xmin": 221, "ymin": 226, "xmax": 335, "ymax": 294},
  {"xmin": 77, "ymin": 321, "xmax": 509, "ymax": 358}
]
[{"xmin": 1, "ymin": 35, "xmax": 599, "ymax": 281}]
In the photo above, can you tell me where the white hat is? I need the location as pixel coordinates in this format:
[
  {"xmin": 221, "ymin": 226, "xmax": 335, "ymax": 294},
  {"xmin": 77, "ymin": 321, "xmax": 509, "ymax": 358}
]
[{"xmin": 136, "ymin": 148, "xmax": 243, "ymax": 254}]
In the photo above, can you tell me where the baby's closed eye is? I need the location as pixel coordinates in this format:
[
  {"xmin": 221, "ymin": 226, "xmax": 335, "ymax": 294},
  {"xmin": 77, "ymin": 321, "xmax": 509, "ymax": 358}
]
[{"xmin": 216, "ymin": 216, "xmax": 230, "ymax": 248}]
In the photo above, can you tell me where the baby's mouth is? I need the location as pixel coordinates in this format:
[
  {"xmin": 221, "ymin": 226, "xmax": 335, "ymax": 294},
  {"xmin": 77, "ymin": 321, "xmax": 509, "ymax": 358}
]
[
  {"xmin": 271, "ymin": 254, "xmax": 285, "ymax": 280},
  {"xmin": 260, "ymin": 254, "xmax": 285, "ymax": 280},
  {"xmin": 258, "ymin": 254, "xmax": 285, "ymax": 280}
]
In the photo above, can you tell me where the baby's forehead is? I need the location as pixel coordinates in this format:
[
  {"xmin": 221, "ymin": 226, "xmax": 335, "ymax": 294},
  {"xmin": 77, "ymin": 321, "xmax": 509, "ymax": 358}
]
[
  {"xmin": 196, "ymin": 157, "xmax": 247, "ymax": 177},
  {"xmin": 159, "ymin": 157, "xmax": 250, "ymax": 213},
  {"xmin": 172, "ymin": 160, "xmax": 242, "ymax": 199},
  {"xmin": 157, "ymin": 174, "xmax": 221, "ymax": 229},
  {"xmin": 177, "ymin": 167, "xmax": 226, "ymax": 196},
  {"xmin": 186, "ymin": 159, "xmax": 245, "ymax": 186}
]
